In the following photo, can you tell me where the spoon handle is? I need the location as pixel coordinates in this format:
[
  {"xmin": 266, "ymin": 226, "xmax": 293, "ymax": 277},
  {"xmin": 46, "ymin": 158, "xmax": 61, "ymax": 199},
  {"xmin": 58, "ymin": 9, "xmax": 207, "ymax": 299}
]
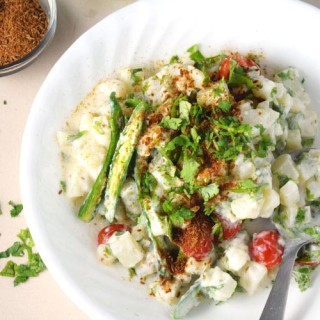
[{"xmin": 259, "ymin": 239, "xmax": 311, "ymax": 320}]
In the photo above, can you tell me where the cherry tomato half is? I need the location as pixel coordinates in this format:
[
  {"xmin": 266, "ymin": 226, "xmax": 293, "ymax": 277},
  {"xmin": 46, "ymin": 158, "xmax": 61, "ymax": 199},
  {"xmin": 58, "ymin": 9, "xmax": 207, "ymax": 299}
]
[
  {"xmin": 215, "ymin": 214, "xmax": 242, "ymax": 240},
  {"xmin": 249, "ymin": 230, "xmax": 284, "ymax": 269},
  {"xmin": 98, "ymin": 224, "xmax": 130, "ymax": 245},
  {"xmin": 218, "ymin": 53, "xmax": 257, "ymax": 80}
]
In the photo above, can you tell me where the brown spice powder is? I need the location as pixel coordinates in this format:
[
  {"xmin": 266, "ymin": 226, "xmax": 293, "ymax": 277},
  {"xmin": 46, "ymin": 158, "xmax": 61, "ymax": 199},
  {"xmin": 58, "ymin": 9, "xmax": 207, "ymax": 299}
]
[{"xmin": 0, "ymin": 0, "xmax": 48, "ymax": 66}]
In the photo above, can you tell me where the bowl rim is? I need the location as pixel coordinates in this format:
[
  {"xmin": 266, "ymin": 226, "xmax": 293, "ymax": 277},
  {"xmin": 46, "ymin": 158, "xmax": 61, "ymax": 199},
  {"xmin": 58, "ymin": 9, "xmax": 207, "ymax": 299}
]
[{"xmin": 0, "ymin": 0, "xmax": 57, "ymax": 77}]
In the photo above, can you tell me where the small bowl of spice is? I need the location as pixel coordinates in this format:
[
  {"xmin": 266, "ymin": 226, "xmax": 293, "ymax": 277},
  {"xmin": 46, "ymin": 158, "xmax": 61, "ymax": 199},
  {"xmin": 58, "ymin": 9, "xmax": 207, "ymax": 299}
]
[{"xmin": 0, "ymin": 0, "xmax": 57, "ymax": 76}]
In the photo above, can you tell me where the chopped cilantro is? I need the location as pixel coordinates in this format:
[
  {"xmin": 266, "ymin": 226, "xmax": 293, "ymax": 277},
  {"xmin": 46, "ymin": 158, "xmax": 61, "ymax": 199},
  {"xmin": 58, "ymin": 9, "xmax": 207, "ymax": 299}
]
[
  {"xmin": 190, "ymin": 103, "xmax": 205, "ymax": 125},
  {"xmin": 198, "ymin": 183, "xmax": 219, "ymax": 202},
  {"xmin": 162, "ymin": 199, "xmax": 174, "ymax": 213},
  {"xmin": 278, "ymin": 175, "xmax": 290, "ymax": 188},
  {"xmin": 208, "ymin": 116, "xmax": 251, "ymax": 161},
  {"xmin": 180, "ymin": 158, "xmax": 199, "ymax": 185},
  {"xmin": 0, "ymin": 242, "xmax": 24, "ymax": 258},
  {"xmin": 130, "ymin": 68, "xmax": 143, "ymax": 85},
  {"xmin": 277, "ymin": 70, "xmax": 293, "ymax": 81},
  {"xmin": 160, "ymin": 116, "xmax": 183, "ymax": 130},
  {"xmin": 295, "ymin": 208, "xmax": 305, "ymax": 224},
  {"xmin": 165, "ymin": 135, "xmax": 196, "ymax": 154},
  {"xmin": 0, "ymin": 228, "xmax": 46, "ymax": 286},
  {"xmin": 212, "ymin": 80, "xmax": 226, "ymax": 97},
  {"xmin": 169, "ymin": 55, "xmax": 180, "ymax": 64},
  {"xmin": 270, "ymin": 87, "xmax": 278, "ymax": 99},
  {"xmin": 169, "ymin": 208, "xmax": 195, "ymax": 225},
  {"xmin": 179, "ymin": 100, "xmax": 191, "ymax": 124},
  {"xmin": 303, "ymin": 226, "xmax": 320, "ymax": 243},
  {"xmin": 190, "ymin": 127, "xmax": 201, "ymax": 146},
  {"xmin": 271, "ymin": 102, "xmax": 284, "ymax": 115},
  {"xmin": 228, "ymin": 61, "xmax": 255, "ymax": 89},
  {"xmin": 67, "ymin": 131, "xmax": 87, "ymax": 142},
  {"xmin": 8, "ymin": 201, "xmax": 23, "ymax": 217},
  {"xmin": 293, "ymin": 265, "xmax": 312, "ymax": 292},
  {"xmin": 60, "ymin": 180, "xmax": 67, "ymax": 193},
  {"xmin": 232, "ymin": 179, "xmax": 264, "ymax": 195},
  {"xmin": 302, "ymin": 138, "xmax": 314, "ymax": 148},
  {"xmin": 211, "ymin": 219, "xmax": 223, "ymax": 241},
  {"xmin": 254, "ymin": 135, "xmax": 274, "ymax": 158},
  {"xmin": 0, "ymin": 261, "xmax": 16, "ymax": 277},
  {"xmin": 217, "ymin": 100, "xmax": 232, "ymax": 113},
  {"xmin": 187, "ymin": 44, "xmax": 222, "ymax": 85}
]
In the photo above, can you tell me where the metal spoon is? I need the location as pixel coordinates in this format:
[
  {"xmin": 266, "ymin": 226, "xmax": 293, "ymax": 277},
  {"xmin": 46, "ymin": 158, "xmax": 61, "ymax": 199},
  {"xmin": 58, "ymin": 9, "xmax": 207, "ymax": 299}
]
[
  {"xmin": 259, "ymin": 147, "xmax": 316, "ymax": 320},
  {"xmin": 259, "ymin": 233, "xmax": 313, "ymax": 320}
]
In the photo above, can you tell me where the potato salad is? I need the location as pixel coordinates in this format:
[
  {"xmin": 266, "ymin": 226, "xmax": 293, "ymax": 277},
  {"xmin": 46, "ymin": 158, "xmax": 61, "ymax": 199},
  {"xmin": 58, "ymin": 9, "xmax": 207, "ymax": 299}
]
[{"xmin": 57, "ymin": 45, "xmax": 320, "ymax": 318}]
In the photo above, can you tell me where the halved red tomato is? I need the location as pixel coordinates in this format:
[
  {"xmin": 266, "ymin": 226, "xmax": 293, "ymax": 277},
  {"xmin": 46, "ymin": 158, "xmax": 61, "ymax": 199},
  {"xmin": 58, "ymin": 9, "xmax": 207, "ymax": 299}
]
[{"xmin": 98, "ymin": 224, "xmax": 130, "ymax": 245}]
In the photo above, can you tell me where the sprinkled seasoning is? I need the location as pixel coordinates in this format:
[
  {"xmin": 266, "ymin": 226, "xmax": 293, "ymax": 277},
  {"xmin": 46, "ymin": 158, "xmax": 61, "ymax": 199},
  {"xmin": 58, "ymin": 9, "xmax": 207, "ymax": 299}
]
[{"xmin": 0, "ymin": 0, "xmax": 48, "ymax": 66}]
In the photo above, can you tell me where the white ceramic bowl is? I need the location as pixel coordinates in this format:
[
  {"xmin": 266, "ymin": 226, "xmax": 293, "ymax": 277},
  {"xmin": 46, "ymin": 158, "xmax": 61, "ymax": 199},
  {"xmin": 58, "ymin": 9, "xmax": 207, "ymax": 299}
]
[{"xmin": 20, "ymin": 0, "xmax": 320, "ymax": 319}]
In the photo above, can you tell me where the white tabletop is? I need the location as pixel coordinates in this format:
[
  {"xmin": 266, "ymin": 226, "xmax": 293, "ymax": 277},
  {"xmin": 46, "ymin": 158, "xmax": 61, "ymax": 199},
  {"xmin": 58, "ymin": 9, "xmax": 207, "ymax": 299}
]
[{"xmin": 0, "ymin": 0, "xmax": 319, "ymax": 319}]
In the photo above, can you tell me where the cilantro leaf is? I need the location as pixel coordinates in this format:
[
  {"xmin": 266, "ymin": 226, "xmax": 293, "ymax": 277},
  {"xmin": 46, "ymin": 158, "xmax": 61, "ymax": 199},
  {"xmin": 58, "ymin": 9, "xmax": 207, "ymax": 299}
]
[
  {"xmin": 0, "ymin": 261, "xmax": 17, "ymax": 277},
  {"xmin": 198, "ymin": 183, "xmax": 219, "ymax": 202},
  {"xmin": 162, "ymin": 199, "xmax": 174, "ymax": 213},
  {"xmin": 187, "ymin": 44, "xmax": 206, "ymax": 64},
  {"xmin": 169, "ymin": 208, "xmax": 195, "ymax": 225},
  {"xmin": 179, "ymin": 100, "xmax": 192, "ymax": 124},
  {"xmin": 8, "ymin": 201, "xmax": 23, "ymax": 217},
  {"xmin": 228, "ymin": 61, "xmax": 255, "ymax": 89},
  {"xmin": 293, "ymin": 265, "xmax": 312, "ymax": 292},
  {"xmin": 165, "ymin": 135, "xmax": 194, "ymax": 153},
  {"xmin": 217, "ymin": 100, "xmax": 232, "ymax": 113},
  {"xmin": 160, "ymin": 116, "xmax": 183, "ymax": 130},
  {"xmin": 0, "ymin": 242, "xmax": 25, "ymax": 259},
  {"xmin": 190, "ymin": 127, "xmax": 201, "ymax": 146},
  {"xmin": 17, "ymin": 228, "xmax": 34, "ymax": 247},
  {"xmin": 180, "ymin": 158, "xmax": 199, "ymax": 185}
]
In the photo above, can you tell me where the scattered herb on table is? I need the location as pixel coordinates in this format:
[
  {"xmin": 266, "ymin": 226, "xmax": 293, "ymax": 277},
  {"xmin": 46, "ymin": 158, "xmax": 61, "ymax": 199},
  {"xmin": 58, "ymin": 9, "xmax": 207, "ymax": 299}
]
[
  {"xmin": 8, "ymin": 201, "xmax": 23, "ymax": 217},
  {"xmin": 0, "ymin": 228, "xmax": 46, "ymax": 286}
]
